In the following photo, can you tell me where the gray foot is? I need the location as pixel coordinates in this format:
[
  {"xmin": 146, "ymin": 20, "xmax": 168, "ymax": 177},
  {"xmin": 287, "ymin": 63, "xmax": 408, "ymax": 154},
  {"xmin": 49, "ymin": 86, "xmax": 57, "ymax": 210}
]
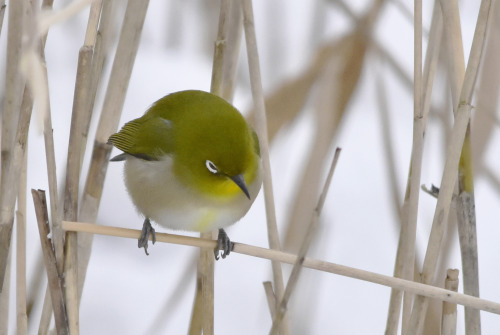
[
  {"xmin": 138, "ymin": 218, "xmax": 156, "ymax": 255},
  {"xmin": 215, "ymin": 228, "xmax": 232, "ymax": 260}
]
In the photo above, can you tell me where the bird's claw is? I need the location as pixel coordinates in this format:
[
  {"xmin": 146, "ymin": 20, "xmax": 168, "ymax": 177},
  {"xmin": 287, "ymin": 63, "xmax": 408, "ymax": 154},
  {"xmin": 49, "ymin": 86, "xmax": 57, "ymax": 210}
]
[
  {"xmin": 138, "ymin": 218, "xmax": 156, "ymax": 255},
  {"xmin": 214, "ymin": 228, "xmax": 232, "ymax": 260}
]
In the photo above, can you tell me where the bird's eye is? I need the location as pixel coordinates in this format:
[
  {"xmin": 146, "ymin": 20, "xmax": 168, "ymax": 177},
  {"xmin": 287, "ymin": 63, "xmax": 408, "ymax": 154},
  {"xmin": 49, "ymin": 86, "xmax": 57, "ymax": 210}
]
[{"xmin": 206, "ymin": 160, "xmax": 218, "ymax": 174}]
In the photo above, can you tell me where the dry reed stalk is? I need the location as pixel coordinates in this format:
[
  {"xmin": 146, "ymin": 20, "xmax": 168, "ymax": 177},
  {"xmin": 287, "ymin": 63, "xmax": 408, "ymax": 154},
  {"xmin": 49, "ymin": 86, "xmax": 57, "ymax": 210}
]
[
  {"xmin": 220, "ymin": 1, "xmax": 242, "ymax": 101},
  {"xmin": 188, "ymin": 2, "xmax": 236, "ymax": 333},
  {"xmin": 77, "ymin": 0, "xmax": 150, "ymax": 300},
  {"xmin": 406, "ymin": 0, "xmax": 494, "ymax": 333},
  {"xmin": 270, "ymin": 149, "xmax": 341, "ymax": 335},
  {"xmin": 61, "ymin": 220, "xmax": 500, "ymax": 315},
  {"xmin": 16, "ymin": 150, "xmax": 28, "ymax": 335},
  {"xmin": 439, "ymin": 1, "xmax": 482, "ymax": 333},
  {"xmin": 31, "ymin": 0, "xmax": 69, "ymax": 329},
  {"xmin": 242, "ymin": 1, "xmax": 289, "ymax": 334},
  {"xmin": 38, "ymin": 54, "xmax": 61, "ymax": 335},
  {"xmin": 210, "ymin": 0, "xmax": 232, "ymax": 99},
  {"xmin": 199, "ymin": 235, "xmax": 214, "ymax": 335},
  {"xmin": 77, "ymin": 0, "xmax": 114, "ymax": 297},
  {"xmin": 0, "ymin": 0, "xmax": 27, "ymax": 291},
  {"xmin": 188, "ymin": 277, "xmax": 203, "ymax": 335},
  {"xmin": 398, "ymin": 0, "xmax": 424, "ymax": 331},
  {"xmin": 385, "ymin": 5, "xmax": 444, "ymax": 333},
  {"xmin": 441, "ymin": 269, "xmax": 459, "ymax": 335},
  {"xmin": 60, "ymin": 3, "xmax": 105, "ymax": 316},
  {"xmin": 32, "ymin": 190, "xmax": 69, "ymax": 335},
  {"xmin": 62, "ymin": 43, "xmax": 96, "ymax": 335}
]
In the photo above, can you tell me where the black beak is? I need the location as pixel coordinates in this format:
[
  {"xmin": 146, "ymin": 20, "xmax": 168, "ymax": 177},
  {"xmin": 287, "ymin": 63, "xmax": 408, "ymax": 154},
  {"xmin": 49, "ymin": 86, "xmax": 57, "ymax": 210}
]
[{"xmin": 229, "ymin": 174, "xmax": 250, "ymax": 199}]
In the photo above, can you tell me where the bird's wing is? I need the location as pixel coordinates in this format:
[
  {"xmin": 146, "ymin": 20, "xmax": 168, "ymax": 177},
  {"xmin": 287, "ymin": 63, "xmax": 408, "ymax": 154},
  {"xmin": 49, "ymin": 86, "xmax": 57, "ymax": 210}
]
[{"xmin": 108, "ymin": 116, "xmax": 174, "ymax": 161}]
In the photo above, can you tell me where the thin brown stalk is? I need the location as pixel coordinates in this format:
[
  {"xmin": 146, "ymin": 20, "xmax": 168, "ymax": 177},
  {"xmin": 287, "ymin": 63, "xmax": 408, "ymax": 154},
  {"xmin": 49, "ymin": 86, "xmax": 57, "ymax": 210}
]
[
  {"xmin": 61, "ymin": 220, "xmax": 500, "ymax": 315},
  {"xmin": 241, "ymin": 1, "xmax": 289, "ymax": 334},
  {"xmin": 0, "ymin": 0, "xmax": 26, "ymax": 291},
  {"xmin": 16, "ymin": 149, "xmax": 28, "ymax": 335},
  {"xmin": 32, "ymin": 190, "xmax": 69, "ymax": 335},
  {"xmin": 270, "ymin": 149, "xmax": 341, "ymax": 335},
  {"xmin": 441, "ymin": 269, "xmax": 459, "ymax": 335},
  {"xmin": 407, "ymin": 0, "xmax": 494, "ymax": 333}
]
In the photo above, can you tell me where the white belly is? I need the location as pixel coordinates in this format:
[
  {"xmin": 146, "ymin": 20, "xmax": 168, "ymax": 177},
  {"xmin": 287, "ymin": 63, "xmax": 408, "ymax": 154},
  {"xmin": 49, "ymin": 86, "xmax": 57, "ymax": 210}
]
[{"xmin": 123, "ymin": 156, "xmax": 261, "ymax": 232}]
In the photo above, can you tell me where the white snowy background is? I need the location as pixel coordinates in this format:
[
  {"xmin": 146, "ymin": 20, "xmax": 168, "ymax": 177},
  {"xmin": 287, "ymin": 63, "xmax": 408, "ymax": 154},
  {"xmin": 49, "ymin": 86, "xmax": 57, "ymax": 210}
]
[{"xmin": 2, "ymin": 0, "xmax": 500, "ymax": 334}]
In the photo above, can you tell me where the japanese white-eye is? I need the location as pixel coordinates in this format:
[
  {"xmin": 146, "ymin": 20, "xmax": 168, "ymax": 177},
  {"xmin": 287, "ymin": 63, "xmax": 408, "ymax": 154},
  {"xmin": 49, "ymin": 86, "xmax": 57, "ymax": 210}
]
[{"xmin": 108, "ymin": 90, "xmax": 262, "ymax": 259}]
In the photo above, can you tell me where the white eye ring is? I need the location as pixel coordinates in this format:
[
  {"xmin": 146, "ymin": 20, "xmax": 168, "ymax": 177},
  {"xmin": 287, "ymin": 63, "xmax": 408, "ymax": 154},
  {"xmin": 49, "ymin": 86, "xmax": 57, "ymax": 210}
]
[{"xmin": 206, "ymin": 160, "xmax": 218, "ymax": 174}]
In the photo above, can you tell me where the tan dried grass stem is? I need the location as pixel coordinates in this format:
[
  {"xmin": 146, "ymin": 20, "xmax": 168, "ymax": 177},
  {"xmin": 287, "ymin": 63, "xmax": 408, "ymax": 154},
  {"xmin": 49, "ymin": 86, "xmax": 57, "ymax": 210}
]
[
  {"xmin": 62, "ymin": 44, "xmax": 96, "ymax": 335},
  {"xmin": 242, "ymin": 1, "xmax": 289, "ymax": 334},
  {"xmin": 407, "ymin": 0, "xmax": 494, "ymax": 333},
  {"xmin": 270, "ymin": 148, "xmax": 341, "ymax": 335},
  {"xmin": 33, "ymin": 190, "xmax": 69, "ymax": 335},
  {"xmin": 61, "ymin": 220, "xmax": 500, "ymax": 315}
]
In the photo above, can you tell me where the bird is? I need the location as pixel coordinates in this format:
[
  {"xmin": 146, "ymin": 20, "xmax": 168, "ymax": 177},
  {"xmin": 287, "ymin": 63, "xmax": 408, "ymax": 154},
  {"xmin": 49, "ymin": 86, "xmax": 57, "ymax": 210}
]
[{"xmin": 108, "ymin": 90, "xmax": 262, "ymax": 259}]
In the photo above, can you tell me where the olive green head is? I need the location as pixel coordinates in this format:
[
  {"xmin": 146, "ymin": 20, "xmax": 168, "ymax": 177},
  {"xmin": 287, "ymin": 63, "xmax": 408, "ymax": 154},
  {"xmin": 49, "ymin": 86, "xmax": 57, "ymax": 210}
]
[{"xmin": 108, "ymin": 90, "xmax": 261, "ymax": 199}]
